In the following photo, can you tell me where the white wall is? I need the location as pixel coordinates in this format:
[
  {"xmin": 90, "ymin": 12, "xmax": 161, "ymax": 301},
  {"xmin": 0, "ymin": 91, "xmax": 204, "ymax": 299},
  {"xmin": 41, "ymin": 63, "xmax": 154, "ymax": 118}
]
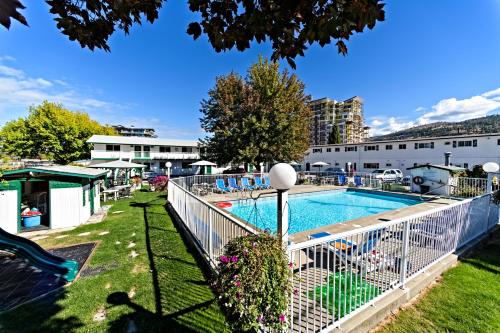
[
  {"xmin": 0, "ymin": 190, "xmax": 18, "ymax": 234},
  {"xmin": 303, "ymin": 134, "xmax": 500, "ymax": 175},
  {"xmin": 80, "ymin": 184, "xmax": 91, "ymax": 223},
  {"xmin": 50, "ymin": 187, "xmax": 82, "ymax": 229}
]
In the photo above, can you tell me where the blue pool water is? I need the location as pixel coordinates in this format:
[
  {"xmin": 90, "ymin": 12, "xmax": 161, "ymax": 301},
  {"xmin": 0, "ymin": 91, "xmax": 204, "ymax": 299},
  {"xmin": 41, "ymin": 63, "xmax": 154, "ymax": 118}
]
[{"xmin": 225, "ymin": 190, "xmax": 420, "ymax": 234}]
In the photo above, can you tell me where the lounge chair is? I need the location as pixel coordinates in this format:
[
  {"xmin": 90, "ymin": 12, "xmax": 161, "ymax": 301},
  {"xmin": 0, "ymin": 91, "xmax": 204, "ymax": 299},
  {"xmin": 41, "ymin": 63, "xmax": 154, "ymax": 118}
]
[
  {"xmin": 228, "ymin": 178, "xmax": 243, "ymax": 191},
  {"xmin": 264, "ymin": 176, "xmax": 272, "ymax": 188},
  {"xmin": 254, "ymin": 176, "xmax": 270, "ymax": 189},
  {"xmin": 354, "ymin": 175, "xmax": 363, "ymax": 187},
  {"xmin": 308, "ymin": 229, "xmax": 386, "ymax": 273},
  {"xmin": 215, "ymin": 179, "xmax": 233, "ymax": 193},
  {"xmin": 241, "ymin": 177, "xmax": 256, "ymax": 191},
  {"xmin": 337, "ymin": 175, "xmax": 347, "ymax": 186}
]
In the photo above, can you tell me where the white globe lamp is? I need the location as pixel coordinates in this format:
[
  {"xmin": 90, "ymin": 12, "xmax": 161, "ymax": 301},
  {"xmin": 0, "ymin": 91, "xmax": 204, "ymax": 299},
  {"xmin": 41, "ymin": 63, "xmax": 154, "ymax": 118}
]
[
  {"xmin": 269, "ymin": 163, "xmax": 297, "ymax": 244},
  {"xmin": 483, "ymin": 162, "xmax": 499, "ymax": 173},
  {"xmin": 483, "ymin": 162, "xmax": 499, "ymax": 194},
  {"xmin": 269, "ymin": 163, "xmax": 297, "ymax": 190},
  {"xmin": 166, "ymin": 161, "xmax": 172, "ymax": 178}
]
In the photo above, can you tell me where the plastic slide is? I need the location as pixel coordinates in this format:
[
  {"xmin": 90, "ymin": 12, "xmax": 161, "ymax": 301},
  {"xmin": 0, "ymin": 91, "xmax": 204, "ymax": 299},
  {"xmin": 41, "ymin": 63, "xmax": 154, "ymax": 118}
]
[{"xmin": 0, "ymin": 227, "xmax": 79, "ymax": 282}]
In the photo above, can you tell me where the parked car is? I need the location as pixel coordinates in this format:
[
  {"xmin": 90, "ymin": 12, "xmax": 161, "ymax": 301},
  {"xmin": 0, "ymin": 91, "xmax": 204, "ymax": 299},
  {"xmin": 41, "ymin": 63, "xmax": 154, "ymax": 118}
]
[
  {"xmin": 222, "ymin": 167, "xmax": 246, "ymax": 175},
  {"xmin": 323, "ymin": 167, "xmax": 346, "ymax": 176},
  {"xmin": 371, "ymin": 169, "xmax": 403, "ymax": 182}
]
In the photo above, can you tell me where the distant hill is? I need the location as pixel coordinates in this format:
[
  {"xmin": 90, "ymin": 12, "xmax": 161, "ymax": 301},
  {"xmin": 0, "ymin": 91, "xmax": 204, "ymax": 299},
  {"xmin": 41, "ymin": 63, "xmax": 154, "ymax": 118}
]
[{"xmin": 370, "ymin": 115, "xmax": 500, "ymax": 141}]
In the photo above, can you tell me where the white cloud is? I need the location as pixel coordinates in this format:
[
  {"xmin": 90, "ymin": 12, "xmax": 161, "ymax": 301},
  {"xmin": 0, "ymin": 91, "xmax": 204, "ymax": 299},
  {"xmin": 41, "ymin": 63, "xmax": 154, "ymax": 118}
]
[
  {"xmin": 0, "ymin": 60, "xmax": 126, "ymax": 122},
  {"xmin": 370, "ymin": 87, "xmax": 500, "ymax": 136}
]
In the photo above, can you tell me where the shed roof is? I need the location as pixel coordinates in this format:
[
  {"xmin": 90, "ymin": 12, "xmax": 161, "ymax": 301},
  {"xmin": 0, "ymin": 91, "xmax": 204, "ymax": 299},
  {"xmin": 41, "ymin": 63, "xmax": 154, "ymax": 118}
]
[
  {"xmin": 406, "ymin": 164, "xmax": 465, "ymax": 172},
  {"xmin": 87, "ymin": 135, "xmax": 199, "ymax": 147},
  {"xmin": 3, "ymin": 165, "xmax": 109, "ymax": 179}
]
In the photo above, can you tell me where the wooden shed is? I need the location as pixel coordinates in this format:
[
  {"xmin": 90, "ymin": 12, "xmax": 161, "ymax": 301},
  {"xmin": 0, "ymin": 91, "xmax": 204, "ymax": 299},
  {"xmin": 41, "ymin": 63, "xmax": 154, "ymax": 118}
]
[{"xmin": 0, "ymin": 166, "xmax": 108, "ymax": 234}]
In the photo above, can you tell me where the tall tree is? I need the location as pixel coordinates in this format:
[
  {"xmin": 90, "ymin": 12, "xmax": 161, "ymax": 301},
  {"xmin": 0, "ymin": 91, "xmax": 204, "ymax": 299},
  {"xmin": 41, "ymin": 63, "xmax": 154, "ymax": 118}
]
[
  {"xmin": 0, "ymin": 101, "xmax": 116, "ymax": 164},
  {"xmin": 200, "ymin": 57, "xmax": 312, "ymax": 169},
  {"xmin": 1, "ymin": 1, "xmax": 385, "ymax": 68},
  {"xmin": 328, "ymin": 118, "xmax": 342, "ymax": 144}
]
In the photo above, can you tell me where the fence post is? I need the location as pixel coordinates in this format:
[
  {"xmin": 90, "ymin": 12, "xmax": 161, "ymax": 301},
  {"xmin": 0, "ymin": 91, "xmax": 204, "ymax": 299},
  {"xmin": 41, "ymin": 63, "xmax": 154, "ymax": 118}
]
[
  {"xmin": 399, "ymin": 220, "xmax": 410, "ymax": 287},
  {"xmin": 208, "ymin": 209, "xmax": 213, "ymax": 262}
]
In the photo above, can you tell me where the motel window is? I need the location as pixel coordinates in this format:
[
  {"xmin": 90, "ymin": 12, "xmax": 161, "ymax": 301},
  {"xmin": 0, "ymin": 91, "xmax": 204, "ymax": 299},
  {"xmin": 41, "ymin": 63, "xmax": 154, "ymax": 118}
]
[
  {"xmin": 464, "ymin": 163, "xmax": 469, "ymax": 169},
  {"xmin": 326, "ymin": 148, "xmax": 332, "ymax": 152},
  {"xmin": 345, "ymin": 146, "xmax": 357, "ymax": 152},
  {"xmin": 386, "ymin": 163, "xmax": 392, "ymax": 167},
  {"xmin": 134, "ymin": 146, "xmax": 141, "ymax": 152},
  {"xmin": 444, "ymin": 141, "xmax": 451, "ymax": 145},
  {"xmin": 399, "ymin": 144, "xmax": 406, "ymax": 150},
  {"xmin": 312, "ymin": 148, "xmax": 323, "ymax": 153},
  {"xmin": 415, "ymin": 142, "xmax": 434, "ymax": 149},
  {"xmin": 143, "ymin": 146, "xmax": 150, "ymax": 152},
  {"xmin": 182, "ymin": 147, "xmax": 193, "ymax": 153},
  {"xmin": 498, "ymin": 139, "xmax": 500, "ymax": 145},
  {"xmin": 181, "ymin": 162, "xmax": 191, "ymax": 169},
  {"xmin": 335, "ymin": 162, "xmax": 339, "ymax": 166},
  {"xmin": 364, "ymin": 145, "xmax": 379, "ymax": 151},
  {"xmin": 385, "ymin": 145, "xmax": 393, "ymax": 150},
  {"xmin": 335, "ymin": 147, "xmax": 340, "ymax": 152},
  {"xmin": 453, "ymin": 140, "xmax": 475, "ymax": 148},
  {"xmin": 414, "ymin": 163, "xmax": 418, "ymax": 167},
  {"xmin": 159, "ymin": 146, "xmax": 171, "ymax": 153},
  {"xmin": 363, "ymin": 163, "xmax": 379, "ymax": 169},
  {"xmin": 106, "ymin": 145, "xmax": 120, "ymax": 152}
]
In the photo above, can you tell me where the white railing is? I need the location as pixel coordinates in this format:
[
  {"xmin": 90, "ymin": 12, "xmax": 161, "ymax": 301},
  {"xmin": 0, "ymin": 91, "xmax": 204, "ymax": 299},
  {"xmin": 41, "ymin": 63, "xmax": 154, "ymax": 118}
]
[
  {"xmin": 167, "ymin": 176, "xmax": 259, "ymax": 267},
  {"xmin": 167, "ymin": 174, "xmax": 499, "ymax": 332},
  {"xmin": 287, "ymin": 194, "xmax": 498, "ymax": 332},
  {"xmin": 451, "ymin": 176, "xmax": 500, "ymax": 198}
]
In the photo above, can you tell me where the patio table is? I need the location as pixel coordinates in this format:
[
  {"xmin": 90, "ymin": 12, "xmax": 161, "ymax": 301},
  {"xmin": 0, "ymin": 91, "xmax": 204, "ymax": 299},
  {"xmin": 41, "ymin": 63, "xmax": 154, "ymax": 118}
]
[{"xmin": 103, "ymin": 188, "xmax": 119, "ymax": 201}]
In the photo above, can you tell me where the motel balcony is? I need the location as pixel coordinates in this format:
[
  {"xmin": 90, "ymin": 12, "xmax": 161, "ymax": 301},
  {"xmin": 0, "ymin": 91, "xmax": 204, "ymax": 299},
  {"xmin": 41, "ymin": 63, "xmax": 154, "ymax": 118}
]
[{"xmin": 90, "ymin": 150, "xmax": 200, "ymax": 161}]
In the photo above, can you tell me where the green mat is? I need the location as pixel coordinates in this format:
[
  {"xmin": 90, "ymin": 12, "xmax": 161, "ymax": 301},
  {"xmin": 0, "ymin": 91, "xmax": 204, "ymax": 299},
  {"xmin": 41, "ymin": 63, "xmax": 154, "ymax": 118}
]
[{"xmin": 308, "ymin": 272, "xmax": 380, "ymax": 319}]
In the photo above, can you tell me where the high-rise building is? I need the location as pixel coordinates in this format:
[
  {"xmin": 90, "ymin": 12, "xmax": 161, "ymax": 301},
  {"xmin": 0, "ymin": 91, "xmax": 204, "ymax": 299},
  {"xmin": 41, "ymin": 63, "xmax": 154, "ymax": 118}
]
[
  {"xmin": 112, "ymin": 125, "xmax": 157, "ymax": 137},
  {"xmin": 309, "ymin": 96, "xmax": 369, "ymax": 145}
]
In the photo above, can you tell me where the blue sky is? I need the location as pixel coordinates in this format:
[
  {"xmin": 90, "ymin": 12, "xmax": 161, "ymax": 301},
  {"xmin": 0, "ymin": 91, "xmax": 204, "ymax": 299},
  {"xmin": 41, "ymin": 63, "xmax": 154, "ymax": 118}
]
[{"xmin": 1, "ymin": 0, "xmax": 499, "ymax": 138}]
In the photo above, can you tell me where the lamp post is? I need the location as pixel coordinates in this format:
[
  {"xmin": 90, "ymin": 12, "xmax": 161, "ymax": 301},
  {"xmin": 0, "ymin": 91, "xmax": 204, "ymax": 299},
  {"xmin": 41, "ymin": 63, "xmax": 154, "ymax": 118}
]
[
  {"xmin": 166, "ymin": 161, "xmax": 172, "ymax": 179},
  {"xmin": 269, "ymin": 163, "xmax": 297, "ymax": 245},
  {"xmin": 483, "ymin": 162, "xmax": 499, "ymax": 194}
]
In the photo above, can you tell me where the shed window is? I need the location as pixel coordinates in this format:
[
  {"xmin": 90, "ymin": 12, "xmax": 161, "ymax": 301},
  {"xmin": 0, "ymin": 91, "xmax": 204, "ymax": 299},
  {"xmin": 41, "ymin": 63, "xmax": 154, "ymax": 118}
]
[
  {"xmin": 159, "ymin": 146, "xmax": 171, "ymax": 153},
  {"xmin": 326, "ymin": 148, "xmax": 332, "ymax": 152},
  {"xmin": 399, "ymin": 144, "xmax": 406, "ymax": 149},
  {"xmin": 106, "ymin": 145, "xmax": 120, "ymax": 152},
  {"xmin": 385, "ymin": 145, "xmax": 393, "ymax": 150}
]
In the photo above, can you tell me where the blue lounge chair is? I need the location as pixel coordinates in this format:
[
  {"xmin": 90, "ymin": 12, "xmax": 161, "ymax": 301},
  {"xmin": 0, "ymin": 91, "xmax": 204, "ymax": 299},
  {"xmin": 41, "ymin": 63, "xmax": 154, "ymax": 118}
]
[
  {"xmin": 241, "ymin": 177, "xmax": 256, "ymax": 190},
  {"xmin": 337, "ymin": 175, "xmax": 347, "ymax": 185},
  {"xmin": 354, "ymin": 175, "xmax": 363, "ymax": 187},
  {"xmin": 264, "ymin": 176, "xmax": 272, "ymax": 188},
  {"xmin": 228, "ymin": 178, "xmax": 243, "ymax": 191},
  {"xmin": 215, "ymin": 179, "xmax": 233, "ymax": 193},
  {"xmin": 254, "ymin": 176, "xmax": 270, "ymax": 189},
  {"xmin": 309, "ymin": 228, "xmax": 386, "ymax": 273}
]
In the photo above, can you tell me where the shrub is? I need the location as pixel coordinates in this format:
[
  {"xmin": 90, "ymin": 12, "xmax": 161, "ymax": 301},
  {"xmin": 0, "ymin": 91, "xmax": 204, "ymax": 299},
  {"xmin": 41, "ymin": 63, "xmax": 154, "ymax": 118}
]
[
  {"xmin": 493, "ymin": 190, "xmax": 500, "ymax": 205},
  {"xmin": 214, "ymin": 233, "xmax": 293, "ymax": 332},
  {"xmin": 149, "ymin": 175, "xmax": 169, "ymax": 191}
]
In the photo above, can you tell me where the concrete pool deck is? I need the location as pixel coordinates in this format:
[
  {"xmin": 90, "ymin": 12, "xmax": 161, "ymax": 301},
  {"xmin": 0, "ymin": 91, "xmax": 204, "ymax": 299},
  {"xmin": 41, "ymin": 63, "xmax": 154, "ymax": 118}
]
[{"xmin": 203, "ymin": 185, "xmax": 460, "ymax": 243}]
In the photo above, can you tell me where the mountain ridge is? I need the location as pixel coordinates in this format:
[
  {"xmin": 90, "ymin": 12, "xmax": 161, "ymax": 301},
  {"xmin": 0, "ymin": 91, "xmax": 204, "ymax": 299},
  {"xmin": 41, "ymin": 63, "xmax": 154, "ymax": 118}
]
[{"xmin": 370, "ymin": 115, "xmax": 500, "ymax": 141}]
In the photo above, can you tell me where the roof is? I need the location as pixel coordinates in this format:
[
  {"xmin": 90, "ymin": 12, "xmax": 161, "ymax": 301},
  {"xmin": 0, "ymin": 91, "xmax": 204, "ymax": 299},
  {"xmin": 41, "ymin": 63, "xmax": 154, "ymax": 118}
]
[
  {"xmin": 406, "ymin": 164, "xmax": 465, "ymax": 172},
  {"xmin": 3, "ymin": 165, "xmax": 109, "ymax": 179},
  {"xmin": 87, "ymin": 135, "xmax": 199, "ymax": 147},
  {"xmin": 88, "ymin": 160, "xmax": 146, "ymax": 169}
]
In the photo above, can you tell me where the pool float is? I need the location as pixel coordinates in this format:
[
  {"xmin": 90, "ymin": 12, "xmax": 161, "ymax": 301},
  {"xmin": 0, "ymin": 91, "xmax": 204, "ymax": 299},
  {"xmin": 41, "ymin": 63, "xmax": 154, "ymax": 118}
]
[{"xmin": 216, "ymin": 202, "xmax": 232, "ymax": 208}]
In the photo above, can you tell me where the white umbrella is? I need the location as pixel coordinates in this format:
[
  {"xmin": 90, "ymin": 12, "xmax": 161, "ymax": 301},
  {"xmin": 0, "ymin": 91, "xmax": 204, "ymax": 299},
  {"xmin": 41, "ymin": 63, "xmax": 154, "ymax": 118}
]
[
  {"xmin": 311, "ymin": 161, "xmax": 329, "ymax": 172},
  {"xmin": 189, "ymin": 160, "xmax": 217, "ymax": 166}
]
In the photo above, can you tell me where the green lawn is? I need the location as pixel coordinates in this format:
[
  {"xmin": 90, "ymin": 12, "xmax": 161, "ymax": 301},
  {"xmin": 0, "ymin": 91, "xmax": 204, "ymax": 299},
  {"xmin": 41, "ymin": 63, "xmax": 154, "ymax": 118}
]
[
  {"xmin": 0, "ymin": 191, "xmax": 229, "ymax": 333},
  {"xmin": 378, "ymin": 230, "xmax": 500, "ymax": 333}
]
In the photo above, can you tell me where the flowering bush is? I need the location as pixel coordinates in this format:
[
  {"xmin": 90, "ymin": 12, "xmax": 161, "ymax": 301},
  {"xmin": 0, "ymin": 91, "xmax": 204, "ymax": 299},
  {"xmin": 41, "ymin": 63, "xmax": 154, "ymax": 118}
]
[
  {"xmin": 214, "ymin": 233, "xmax": 293, "ymax": 332},
  {"xmin": 149, "ymin": 175, "xmax": 169, "ymax": 191}
]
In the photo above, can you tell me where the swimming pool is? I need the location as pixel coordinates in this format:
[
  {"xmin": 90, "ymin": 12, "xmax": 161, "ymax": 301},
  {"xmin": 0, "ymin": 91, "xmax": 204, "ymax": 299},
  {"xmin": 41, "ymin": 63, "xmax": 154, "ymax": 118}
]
[{"xmin": 225, "ymin": 190, "xmax": 420, "ymax": 234}]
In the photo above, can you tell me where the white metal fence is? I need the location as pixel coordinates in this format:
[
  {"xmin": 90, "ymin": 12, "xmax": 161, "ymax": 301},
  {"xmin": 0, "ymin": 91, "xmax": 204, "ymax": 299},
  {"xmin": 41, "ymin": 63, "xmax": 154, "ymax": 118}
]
[
  {"xmin": 167, "ymin": 175, "xmax": 499, "ymax": 332},
  {"xmin": 167, "ymin": 177, "xmax": 259, "ymax": 267},
  {"xmin": 451, "ymin": 176, "xmax": 500, "ymax": 198},
  {"xmin": 287, "ymin": 194, "xmax": 498, "ymax": 332}
]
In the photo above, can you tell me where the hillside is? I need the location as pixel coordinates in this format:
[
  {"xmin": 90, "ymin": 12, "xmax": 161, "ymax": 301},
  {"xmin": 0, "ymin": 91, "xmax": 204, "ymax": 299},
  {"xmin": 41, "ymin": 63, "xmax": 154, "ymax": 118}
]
[{"xmin": 371, "ymin": 115, "xmax": 500, "ymax": 141}]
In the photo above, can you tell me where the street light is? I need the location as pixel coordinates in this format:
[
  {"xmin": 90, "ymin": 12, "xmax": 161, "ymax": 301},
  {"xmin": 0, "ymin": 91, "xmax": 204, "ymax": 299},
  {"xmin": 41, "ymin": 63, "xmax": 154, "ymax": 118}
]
[
  {"xmin": 483, "ymin": 162, "xmax": 499, "ymax": 193},
  {"xmin": 269, "ymin": 163, "xmax": 297, "ymax": 244},
  {"xmin": 166, "ymin": 161, "xmax": 172, "ymax": 179}
]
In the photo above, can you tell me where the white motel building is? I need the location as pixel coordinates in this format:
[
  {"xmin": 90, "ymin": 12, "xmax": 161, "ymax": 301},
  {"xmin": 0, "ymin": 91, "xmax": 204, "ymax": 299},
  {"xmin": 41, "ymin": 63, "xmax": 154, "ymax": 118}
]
[
  {"xmin": 301, "ymin": 133, "xmax": 500, "ymax": 175},
  {"xmin": 87, "ymin": 135, "xmax": 201, "ymax": 176}
]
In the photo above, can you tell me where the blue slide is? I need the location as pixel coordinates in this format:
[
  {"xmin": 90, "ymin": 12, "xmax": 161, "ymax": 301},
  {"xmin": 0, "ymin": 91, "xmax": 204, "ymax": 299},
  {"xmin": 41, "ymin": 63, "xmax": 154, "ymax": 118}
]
[{"xmin": 0, "ymin": 227, "xmax": 79, "ymax": 282}]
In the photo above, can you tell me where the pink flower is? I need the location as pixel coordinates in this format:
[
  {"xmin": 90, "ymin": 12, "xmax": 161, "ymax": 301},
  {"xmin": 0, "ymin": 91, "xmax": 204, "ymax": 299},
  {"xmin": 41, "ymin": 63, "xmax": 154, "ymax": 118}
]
[
  {"xmin": 219, "ymin": 255, "xmax": 229, "ymax": 264},
  {"xmin": 293, "ymin": 289, "xmax": 298, "ymax": 295},
  {"xmin": 235, "ymin": 280, "xmax": 241, "ymax": 287},
  {"xmin": 279, "ymin": 314, "xmax": 286, "ymax": 323},
  {"xmin": 231, "ymin": 255, "xmax": 239, "ymax": 263},
  {"xmin": 257, "ymin": 314, "xmax": 264, "ymax": 322},
  {"xmin": 288, "ymin": 262, "xmax": 293, "ymax": 268}
]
